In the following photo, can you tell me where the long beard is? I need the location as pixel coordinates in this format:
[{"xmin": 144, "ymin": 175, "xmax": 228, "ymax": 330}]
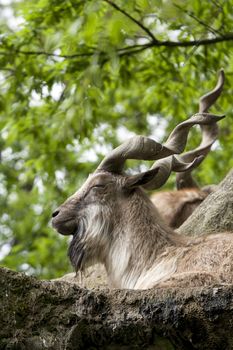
[
  {"xmin": 68, "ymin": 205, "xmax": 113, "ymax": 273},
  {"xmin": 68, "ymin": 218, "xmax": 86, "ymax": 272}
]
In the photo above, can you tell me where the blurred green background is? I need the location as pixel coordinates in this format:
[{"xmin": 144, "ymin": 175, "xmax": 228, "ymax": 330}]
[{"xmin": 0, "ymin": 0, "xmax": 232, "ymax": 278}]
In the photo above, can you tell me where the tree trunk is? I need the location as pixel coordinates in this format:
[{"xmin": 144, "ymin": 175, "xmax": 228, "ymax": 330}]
[{"xmin": 178, "ymin": 169, "xmax": 233, "ymax": 236}]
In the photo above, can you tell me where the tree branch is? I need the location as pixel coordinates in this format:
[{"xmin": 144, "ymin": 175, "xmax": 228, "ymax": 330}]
[
  {"xmin": 155, "ymin": 33, "xmax": 233, "ymax": 46},
  {"xmin": 0, "ymin": 33, "xmax": 232, "ymax": 61},
  {"xmin": 103, "ymin": 0, "xmax": 159, "ymax": 43},
  {"xmin": 0, "ymin": 50, "xmax": 95, "ymax": 59}
]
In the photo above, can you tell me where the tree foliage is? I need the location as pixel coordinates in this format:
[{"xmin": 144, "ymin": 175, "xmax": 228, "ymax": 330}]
[{"xmin": 0, "ymin": 0, "xmax": 233, "ymax": 278}]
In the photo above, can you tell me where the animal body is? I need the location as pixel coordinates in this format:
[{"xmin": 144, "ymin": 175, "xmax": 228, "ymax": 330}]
[
  {"xmin": 52, "ymin": 71, "xmax": 231, "ymax": 290},
  {"xmin": 150, "ymin": 188, "xmax": 208, "ymax": 229}
]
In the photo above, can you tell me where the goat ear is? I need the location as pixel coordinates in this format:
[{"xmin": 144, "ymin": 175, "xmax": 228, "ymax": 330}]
[{"xmin": 123, "ymin": 167, "xmax": 160, "ymax": 189}]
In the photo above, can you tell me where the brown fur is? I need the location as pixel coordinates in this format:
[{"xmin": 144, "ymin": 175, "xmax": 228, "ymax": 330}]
[
  {"xmin": 150, "ymin": 188, "xmax": 208, "ymax": 228},
  {"xmin": 52, "ymin": 171, "xmax": 233, "ymax": 290}
]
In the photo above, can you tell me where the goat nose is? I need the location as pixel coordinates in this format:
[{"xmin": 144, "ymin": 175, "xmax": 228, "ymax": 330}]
[{"xmin": 52, "ymin": 210, "xmax": 60, "ymax": 218}]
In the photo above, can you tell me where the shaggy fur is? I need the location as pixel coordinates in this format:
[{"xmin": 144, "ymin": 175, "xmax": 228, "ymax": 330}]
[{"xmin": 52, "ymin": 171, "xmax": 233, "ymax": 290}]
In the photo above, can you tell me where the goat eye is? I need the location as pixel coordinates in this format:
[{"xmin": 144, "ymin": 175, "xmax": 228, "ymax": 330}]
[
  {"xmin": 84, "ymin": 184, "xmax": 106, "ymax": 199},
  {"xmin": 91, "ymin": 184, "xmax": 105, "ymax": 190}
]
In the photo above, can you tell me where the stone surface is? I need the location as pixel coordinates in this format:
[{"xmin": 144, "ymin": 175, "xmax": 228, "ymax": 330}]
[
  {"xmin": 53, "ymin": 264, "xmax": 108, "ymax": 289},
  {"xmin": 1, "ymin": 267, "xmax": 233, "ymax": 350}
]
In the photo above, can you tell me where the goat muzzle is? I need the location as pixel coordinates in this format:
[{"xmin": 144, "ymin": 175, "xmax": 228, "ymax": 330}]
[{"xmin": 51, "ymin": 209, "xmax": 77, "ymax": 236}]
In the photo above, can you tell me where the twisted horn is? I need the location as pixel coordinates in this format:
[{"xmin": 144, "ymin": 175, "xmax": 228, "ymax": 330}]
[
  {"xmin": 199, "ymin": 68, "xmax": 224, "ymax": 113},
  {"xmin": 97, "ymin": 113, "xmax": 224, "ymax": 174},
  {"xmin": 176, "ymin": 69, "xmax": 225, "ymax": 189},
  {"xmin": 143, "ymin": 154, "xmax": 205, "ymax": 190}
]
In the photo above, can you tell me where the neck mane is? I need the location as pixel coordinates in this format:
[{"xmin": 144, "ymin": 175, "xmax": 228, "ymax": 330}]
[{"xmin": 104, "ymin": 188, "xmax": 186, "ymax": 289}]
